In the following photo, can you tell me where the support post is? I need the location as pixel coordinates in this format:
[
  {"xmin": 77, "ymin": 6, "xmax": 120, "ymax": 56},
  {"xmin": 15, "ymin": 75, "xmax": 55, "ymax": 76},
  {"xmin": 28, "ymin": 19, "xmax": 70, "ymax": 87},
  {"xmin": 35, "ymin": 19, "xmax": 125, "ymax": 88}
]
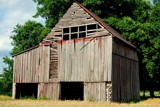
[{"xmin": 12, "ymin": 83, "xmax": 16, "ymax": 99}]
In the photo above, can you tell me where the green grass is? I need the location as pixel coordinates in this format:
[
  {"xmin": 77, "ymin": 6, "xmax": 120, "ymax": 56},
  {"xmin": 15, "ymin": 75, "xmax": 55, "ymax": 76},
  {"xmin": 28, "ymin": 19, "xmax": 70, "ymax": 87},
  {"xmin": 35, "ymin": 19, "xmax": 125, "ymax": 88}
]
[
  {"xmin": 140, "ymin": 91, "xmax": 160, "ymax": 97},
  {"xmin": 0, "ymin": 95, "xmax": 12, "ymax": 100},
  {"xmin": 0, "ymin": 91, "xmax": 12, "ymax": 96}
]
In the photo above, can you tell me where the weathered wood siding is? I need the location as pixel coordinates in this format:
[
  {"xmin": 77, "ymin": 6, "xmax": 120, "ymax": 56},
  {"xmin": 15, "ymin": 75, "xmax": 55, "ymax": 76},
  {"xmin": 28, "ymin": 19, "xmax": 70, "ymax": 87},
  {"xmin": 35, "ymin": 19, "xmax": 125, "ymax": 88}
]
[
  {"xmin": 57, "ymin": 35, "xmax": 112, "ymax": 82},
  {"xmin": 84, "ymin": 82, "xmax": 106, "ymax": 101},
  {"xmin": 12, "ymin": 83, "xmax": 16, "ymax": 99},
  {"xmin": 112, "ymin": 39, "xmax": 140, "ymax": 102},
  {"xmin": 84, "ymin": 82, "xmax": 112, "ymax": 101},
  {"xmin": 45, "ymin": 3, "xmax": 98, "ymax": 40},
  {"xmin": 38, "ymin": 82, "xmax": 60, "ymax": 99},
  {"xmin": 13, "ymin": 45, "xmax": 50, "ymax": 83}
]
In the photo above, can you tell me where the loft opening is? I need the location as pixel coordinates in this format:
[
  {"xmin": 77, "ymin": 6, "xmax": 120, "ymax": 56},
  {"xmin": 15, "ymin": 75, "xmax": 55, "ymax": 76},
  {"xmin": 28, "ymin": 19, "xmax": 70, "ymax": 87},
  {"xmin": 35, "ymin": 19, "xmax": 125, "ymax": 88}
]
[
  {"xmin": 49, "ymin": 43, "xmax": 58, "ymax": 79},
  {"xmin": 60, "ymin": 82, "xmax": 84, "ymax": 100},
  {"xmin": 15, "ymin": 83, "xmax": 38, "ymax": 99},
  {"xmin": 60, "ymin": 23, "xmax": 102, "ymax": 40}
]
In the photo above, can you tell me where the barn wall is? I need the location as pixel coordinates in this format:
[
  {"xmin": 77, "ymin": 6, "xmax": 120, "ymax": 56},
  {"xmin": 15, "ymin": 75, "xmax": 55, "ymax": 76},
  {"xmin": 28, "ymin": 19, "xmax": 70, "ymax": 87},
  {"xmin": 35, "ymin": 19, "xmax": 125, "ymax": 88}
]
[
  {"xmin": 84, "ymin": 82, "xmax": 112, "ymax": 101},
  {"xmin": 38, "ymin": 82, "xmax": 60, "ymax": 99},
  {"xmin": 84, "ymin": 82, "xmax": 106, "ymax": 101},
  {"xmin": 57, "ymin": 35, "xmax": 112, "ymax": 82},
  {"xmin": 112, "ymin": 39, "xmax": 140, "ymax": 102},
  {"xmin": 13, "ymin": 45, "xmax": 50, "ymax": 83}
]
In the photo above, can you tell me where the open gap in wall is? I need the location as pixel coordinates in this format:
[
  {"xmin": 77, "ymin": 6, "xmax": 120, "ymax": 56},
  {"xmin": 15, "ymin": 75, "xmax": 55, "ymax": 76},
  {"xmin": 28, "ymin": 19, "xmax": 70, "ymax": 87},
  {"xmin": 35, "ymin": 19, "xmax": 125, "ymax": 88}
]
[
  {"xmin": 87, "ymin": 24, "xmax": 97, "ymax": 30},
  {"xmin": 71, "ymin": 34, "xmax": 78, "ymax": 39},
  {"xmin": 71, "ymin": 27, "xmax": 78, "ymax": 33},
  {"xmin": 55, "ymin": 23, "xmax": 102, "ymax": 40},
  {"xmin": 16, "ymin": 83, "xmax": 38, "ymax": 99},
  {"xmin": 79, "ymin": 32, "xmax": 86, "ymax": 38},
  {"xmin": 60, "ymin": 82, "xmax": 84, "ymax": 100},
  {"xmin": 63, "ymin": 34, "xmax": 70, "ymax": 40}
]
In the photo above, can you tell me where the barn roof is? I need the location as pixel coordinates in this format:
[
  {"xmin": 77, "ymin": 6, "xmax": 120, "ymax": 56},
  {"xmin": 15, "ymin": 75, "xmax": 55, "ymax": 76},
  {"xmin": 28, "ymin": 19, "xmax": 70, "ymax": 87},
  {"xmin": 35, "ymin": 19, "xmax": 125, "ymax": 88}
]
[{"xmin": 76, "ymin": 2, "xmax": 135, "ymax": 48}]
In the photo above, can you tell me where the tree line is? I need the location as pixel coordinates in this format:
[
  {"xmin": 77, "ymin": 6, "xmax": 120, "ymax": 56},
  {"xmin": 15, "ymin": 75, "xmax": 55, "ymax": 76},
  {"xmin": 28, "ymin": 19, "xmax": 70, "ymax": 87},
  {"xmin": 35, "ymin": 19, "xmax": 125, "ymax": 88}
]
[{"xmin": 0, "ymin": 0, "xmax": 160, "ymax": 97}]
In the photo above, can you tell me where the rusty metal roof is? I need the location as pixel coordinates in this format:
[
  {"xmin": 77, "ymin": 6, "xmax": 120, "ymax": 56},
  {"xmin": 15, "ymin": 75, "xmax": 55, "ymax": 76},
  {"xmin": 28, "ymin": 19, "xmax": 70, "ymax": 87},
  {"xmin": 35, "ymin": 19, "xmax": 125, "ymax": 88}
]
[{"xmin": 76, "ymin": 2, "xmax": 136, "ymax": 48}]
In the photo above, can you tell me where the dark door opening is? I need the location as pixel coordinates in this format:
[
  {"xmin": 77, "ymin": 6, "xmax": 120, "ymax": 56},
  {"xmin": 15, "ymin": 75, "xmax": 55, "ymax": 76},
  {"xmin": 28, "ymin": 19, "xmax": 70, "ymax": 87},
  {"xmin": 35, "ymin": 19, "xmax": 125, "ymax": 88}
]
[
  {"xmin": 16, "ymin": 83, "xmax": 38, "ymax": 99},
  {"xmin": 60, "ymin": 82, "xmax": 84, "ymax": 100}
]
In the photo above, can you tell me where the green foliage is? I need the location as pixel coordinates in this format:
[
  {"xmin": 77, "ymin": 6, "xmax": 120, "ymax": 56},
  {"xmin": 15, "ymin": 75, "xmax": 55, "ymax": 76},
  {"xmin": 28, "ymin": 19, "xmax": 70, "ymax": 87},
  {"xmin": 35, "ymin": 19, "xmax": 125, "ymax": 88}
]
[
  {"xmin": 0, "ymin": 57, "xmax": 13, "ymax": 93},
  {"xmin": 38, "ymin": 97, "xmax": 50, "ymax": 100},
  {"xmin": 11, "ymin": 20, "xmax": 50, "ymax": 55},
  {"xmin": 33, "ymin": 0, "xmax": 73, "ymax": 28},
  {"xmin": 153, "ymin": 0, "xmax": 160, "ymax": 5},
  {"xmin": 20, "ymin": 94, "xmax": 37, "ymax": 100},
  {"xmin": 128, "ymin": 99, "xmax": 140, "ymax": 103},
  {"xmin": 0, "ymin": 95, "xmax": 12, "ymax": 100}
]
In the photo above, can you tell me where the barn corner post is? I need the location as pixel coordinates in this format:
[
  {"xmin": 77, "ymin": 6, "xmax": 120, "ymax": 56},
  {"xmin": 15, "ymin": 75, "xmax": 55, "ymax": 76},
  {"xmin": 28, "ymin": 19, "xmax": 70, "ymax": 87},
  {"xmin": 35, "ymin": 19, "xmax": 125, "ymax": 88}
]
[
  {"xmin": 136, "ymin": 57, "xmax": 140, "ymax": 100},
  {"xmin": 12, "ymin": 57, "xmax": 16, "ymax": 99},
  {"xmin": 105, "ymin": 35, "xmax": 113, "ymax": 102}
]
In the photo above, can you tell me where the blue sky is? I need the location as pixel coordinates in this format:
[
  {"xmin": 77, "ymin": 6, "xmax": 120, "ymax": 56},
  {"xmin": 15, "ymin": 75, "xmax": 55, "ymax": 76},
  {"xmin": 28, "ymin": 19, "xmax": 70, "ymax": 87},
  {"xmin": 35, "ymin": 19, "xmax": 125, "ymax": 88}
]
[{"xmin": 0, "ymin": 0, "xmax": 45, "ymax": 74}]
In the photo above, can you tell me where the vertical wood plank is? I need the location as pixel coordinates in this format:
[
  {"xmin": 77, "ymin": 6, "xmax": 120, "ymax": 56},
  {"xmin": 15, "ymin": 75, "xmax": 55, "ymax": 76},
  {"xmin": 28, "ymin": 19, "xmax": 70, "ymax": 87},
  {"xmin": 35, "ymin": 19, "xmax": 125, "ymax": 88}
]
[{"xmin": 12, "ymin": 83, "xmax": 16, "ymax": 99}]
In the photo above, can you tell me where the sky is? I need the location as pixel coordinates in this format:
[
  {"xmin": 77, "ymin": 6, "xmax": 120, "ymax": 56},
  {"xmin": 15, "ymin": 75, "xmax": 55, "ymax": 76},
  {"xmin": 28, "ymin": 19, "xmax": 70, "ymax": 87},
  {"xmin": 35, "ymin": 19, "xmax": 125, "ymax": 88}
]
[{"xmin": 0, "ymin": 0, "xmax": 45, "ymax": 74}]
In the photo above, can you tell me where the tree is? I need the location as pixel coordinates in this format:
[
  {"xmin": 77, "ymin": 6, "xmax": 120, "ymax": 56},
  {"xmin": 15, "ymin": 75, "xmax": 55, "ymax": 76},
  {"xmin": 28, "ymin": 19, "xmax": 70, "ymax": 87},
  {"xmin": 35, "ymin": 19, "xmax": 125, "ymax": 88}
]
[
  {"xmin": 11, "ymin": 20, "xmax": 50, "ymax": 55},
  {"xmin": 0, "ymin": 57, "xmax": 13, "ymax": 93},
  {"xmin": 33, "ymin": 0, "xmax": 73, "ymax": 28}
]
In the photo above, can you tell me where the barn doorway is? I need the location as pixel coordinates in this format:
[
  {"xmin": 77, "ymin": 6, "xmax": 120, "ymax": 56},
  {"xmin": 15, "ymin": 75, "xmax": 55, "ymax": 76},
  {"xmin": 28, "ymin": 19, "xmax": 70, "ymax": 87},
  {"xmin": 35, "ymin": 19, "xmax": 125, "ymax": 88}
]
[
  {"xmin": 60, "ymin": 82, "xmax": 84, "ymax": 100},
  {"xmin": 16, "ymin": 83, "xmax": 38, "ymax": 99}
]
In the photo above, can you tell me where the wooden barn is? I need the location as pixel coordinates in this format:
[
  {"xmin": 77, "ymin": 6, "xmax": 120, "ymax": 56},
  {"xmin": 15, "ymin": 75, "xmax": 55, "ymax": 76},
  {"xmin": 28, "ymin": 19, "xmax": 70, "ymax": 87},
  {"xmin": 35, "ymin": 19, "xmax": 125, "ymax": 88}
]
[{"xmin": 12, "ymin": 2, "xmax": 140, "ymax": 102}]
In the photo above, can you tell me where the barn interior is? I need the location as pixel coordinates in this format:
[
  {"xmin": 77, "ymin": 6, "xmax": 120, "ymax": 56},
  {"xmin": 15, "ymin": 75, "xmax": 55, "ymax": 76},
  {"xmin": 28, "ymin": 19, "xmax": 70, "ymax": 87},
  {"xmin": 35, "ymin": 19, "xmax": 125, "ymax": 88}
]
[
  {"xmin": 16, "ymin": 83, "xmax": 38, "ymax": 99},
  {"xmin": 60, "ymin": 82, "xmax": 84, "ymax": 100}
]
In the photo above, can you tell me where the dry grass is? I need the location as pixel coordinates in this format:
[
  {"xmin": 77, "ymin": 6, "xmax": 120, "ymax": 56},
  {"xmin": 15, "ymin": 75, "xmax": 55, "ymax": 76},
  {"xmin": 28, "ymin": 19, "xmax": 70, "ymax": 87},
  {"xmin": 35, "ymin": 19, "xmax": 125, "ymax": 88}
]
[{"xmin": 0, "ymin": 96, "xmax": 160, "ymax": 107}]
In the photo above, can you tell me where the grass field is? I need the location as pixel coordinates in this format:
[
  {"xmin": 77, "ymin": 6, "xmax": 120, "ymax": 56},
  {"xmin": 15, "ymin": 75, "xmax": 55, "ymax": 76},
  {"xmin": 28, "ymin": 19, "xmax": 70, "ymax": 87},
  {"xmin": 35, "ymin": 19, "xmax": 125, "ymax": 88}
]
[{"xmin": 0, "ymin": 95, "xmax": 160, "ymax": 107}]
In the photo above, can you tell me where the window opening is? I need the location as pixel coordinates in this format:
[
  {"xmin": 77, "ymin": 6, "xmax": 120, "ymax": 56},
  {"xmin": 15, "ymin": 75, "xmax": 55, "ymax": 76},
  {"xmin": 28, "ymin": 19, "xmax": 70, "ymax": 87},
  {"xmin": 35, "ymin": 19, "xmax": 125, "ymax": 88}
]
[
  {"xmin": 55, "ymin": 23, "xmax": 102, "ymax": 40},
  {"xmin": 87, "ymin": 24, "xmax": 97, "ymax": 30},
  {"xmin": 63, "ymin": 28, "xmax": 69, "ymax": 33},
  {"xmin": 79, "ymin": 32, "xmax": 86, "ymax": 38},
  {"xmin": 79, "ymin": 26, "xmax": 86, "ymax": 32},
  {"xmin": 97, "ymin": 24, "xmax": 101, "ymax": 29},
  {"xmin": 71, "ymin": 27, "xmax": 78, "ymax": 33},
  {"xmin": 71, "ymin": 34, "xmax": 78, "ymax": 39},
  {"xmin": 63, "ymin": 34, "xmax": 70, "ymax": 40}
]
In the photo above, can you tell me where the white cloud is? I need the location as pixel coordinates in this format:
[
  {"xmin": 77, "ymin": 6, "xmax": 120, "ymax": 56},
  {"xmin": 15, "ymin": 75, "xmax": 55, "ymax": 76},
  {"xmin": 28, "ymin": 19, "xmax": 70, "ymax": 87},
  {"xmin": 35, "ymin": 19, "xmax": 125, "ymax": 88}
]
[{"xmin": 0, "ymin": 0, "xmax": 45, "ymax": 73}]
